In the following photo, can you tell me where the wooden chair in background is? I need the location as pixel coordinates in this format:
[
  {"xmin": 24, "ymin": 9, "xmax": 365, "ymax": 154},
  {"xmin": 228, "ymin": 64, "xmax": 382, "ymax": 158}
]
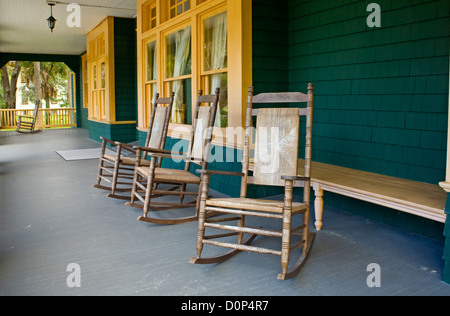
[
  {"xmin": 190, "ymin": 84, "xmax": 315, "ymax": 280},
  {"xmin": 126, "ymin": 88, "xmax": 219, "ymax": 225},
  {"xmin": 16, "ymin": 100, "xmax": 40, "ymax": 133},
  {"xmin": 94, "ymin": 92, "xmax": 175, "ymax": 199}
]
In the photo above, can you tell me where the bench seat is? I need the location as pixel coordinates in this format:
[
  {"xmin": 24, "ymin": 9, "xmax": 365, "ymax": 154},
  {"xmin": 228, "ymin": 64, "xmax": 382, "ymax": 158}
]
[{"xmin": 250, "ymin": 159, "xmax": 447, "ymax": 230}]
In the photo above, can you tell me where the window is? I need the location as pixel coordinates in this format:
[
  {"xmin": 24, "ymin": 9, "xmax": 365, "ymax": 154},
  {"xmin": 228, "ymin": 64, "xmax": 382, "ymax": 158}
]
[
  {"xmin": 144, "ymin": 39, "xmax": 157, "ymax": 127},
  {"xmin": 89, "ymin": 61, "xmax": 107, "ymax": 121},
  {"xmin": 137, "ymin": 0, "xmax": 252, "ymax": 144},
  {"xmin": 98, "ymin": 33, "xmax": 105, "ymax": 56},
  {"xmin": 91, "ymin": 64, "xmax": 98, "ymax": 118},
  {"xmin": 151, "ymin": 6, "xmax": 157, "ymax": 28},
  {"xmin": 142, "ymin": 0, "xmax": 157, "ymax": 33},
  {"xmin": 82, "ymin": 54, "xmax": 88, "ymax": 108},
  {"xmin": 202, "ymin": 11, "xmax": 228, "ymax": 127},
  {"xmin": 164, "ymin": 26, "xmax": 192, "ymax": 124},
  {"xmin": 99, "ymin": 61, "xmax": 106, "ymax": 120},
  {"xmin": 89, "ymin": 39, "xmax": 97, "ymax": 59},
  {"xmin": 169, "ymin": 0, "xmax": 191, "ymax": 19}
]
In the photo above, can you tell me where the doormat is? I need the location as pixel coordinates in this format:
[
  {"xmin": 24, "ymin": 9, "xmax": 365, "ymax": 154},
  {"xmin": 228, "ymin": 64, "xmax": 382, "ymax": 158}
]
[{"xmin": 56, "ymin": 148, "xmax": 116, "ymax": 161}]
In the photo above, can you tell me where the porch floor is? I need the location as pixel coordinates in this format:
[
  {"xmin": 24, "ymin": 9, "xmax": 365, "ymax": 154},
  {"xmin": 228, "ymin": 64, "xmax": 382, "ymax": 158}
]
[{"xmin": 1, "ymin": 129, "xmax": 450, "ymax": 296}]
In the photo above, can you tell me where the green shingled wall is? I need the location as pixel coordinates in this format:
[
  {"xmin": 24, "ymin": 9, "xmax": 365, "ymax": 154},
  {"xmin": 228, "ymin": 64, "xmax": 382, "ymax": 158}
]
[
  {"xmin": 113, "ymin": 17, "xmax": 137, "ymax": 123},
  {"xmin": 252, "ymin": 0, "xmax": 289, "ymax": 94},
  {"xmin": 287, "ymin": 0, "xmax": 450, "ymax": 282},
  {"xmin": 289, "ymin": 0, "xmax": 449, "ymax": 185},
  {"xmin": 88, "ymin": 120, "xmax": 137, "ymax": 144}
]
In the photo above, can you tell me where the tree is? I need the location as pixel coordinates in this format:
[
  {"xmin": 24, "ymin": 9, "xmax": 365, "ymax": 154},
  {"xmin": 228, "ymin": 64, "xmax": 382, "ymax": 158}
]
[
  {"xmin": 18, "ymin": 61, "xmax": 69, "ymax": 109},
  {"xmin": 34, "ymin": 62, "xmax": 42, "ymax": 102},
  {"xmin": 1, "ymin": 61, "xmax": 21, "ymax": 109},
  {"xmin": 40, "ymin": 62, "xmax": 69, "ymax": 109}
]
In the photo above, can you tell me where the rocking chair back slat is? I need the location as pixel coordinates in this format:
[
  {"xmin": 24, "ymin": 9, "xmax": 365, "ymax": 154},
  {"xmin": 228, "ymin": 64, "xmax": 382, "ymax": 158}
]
[
  {"xmin": 253, "ymin": 108, "xmax": 300, "ymax": 186},
  {"xmin": 252, "ymin": 91, "xmax": 309, "ymax": 104},
  {"xmin": 186, "ymin": 88, "xmax": 219, "ymax": 167},
  {"xmin": 142, "ymin": 92, "xmax": 175, "ymax": 161},
  {"xmin": 147, "ymin": 106, "xmax": 169, "ymax": 149},
  {"xmin": 190, "ymin": 106, "xmax": 212, "ymax": 161},
  {"xmin": 145, "ymin": 92, "xmax": 175, "ymax": 148}
]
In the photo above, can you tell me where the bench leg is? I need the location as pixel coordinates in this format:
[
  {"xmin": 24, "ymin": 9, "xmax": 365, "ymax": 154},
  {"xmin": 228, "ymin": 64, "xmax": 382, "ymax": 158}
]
[{"xmin": 313, "ymin": 183, "xmax": 324, "ymax": 231}]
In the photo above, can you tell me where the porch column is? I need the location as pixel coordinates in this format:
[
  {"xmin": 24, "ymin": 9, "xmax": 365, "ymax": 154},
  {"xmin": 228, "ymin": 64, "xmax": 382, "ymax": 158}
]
[
  {"xmin": 438, "ymin": 49, "xmax": 450, "ymax": 284},
  {"xmin": 444, "ymin": 195, "xmax": 450, "ymax": 284}
]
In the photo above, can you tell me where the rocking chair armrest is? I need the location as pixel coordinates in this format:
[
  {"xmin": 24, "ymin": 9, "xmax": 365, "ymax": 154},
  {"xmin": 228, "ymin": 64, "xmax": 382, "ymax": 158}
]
[
  {"xmin": 113, "ymin": 141, "xmax": 136, "ymax": 154},
  {"xmin": 100, "ymin": 136, "xmax": 116, "ymax": 145},
  {"xmin": 196, "ymin": 169, "xmax": 245, "ymax": 177},
  {"xmin": 281, "ymin": 175, "xmax": 310, "ymax": 182},
  {"xmin": 133, "ymin": 145, "xmax": 174, "ymax": 155},
  {"xmin": 115, "ymin": 142, "xmax": 133, "ymax": 149},
  {"xmin": 146, "ymin": 151, "xmax": 202, "ymax": 164}
]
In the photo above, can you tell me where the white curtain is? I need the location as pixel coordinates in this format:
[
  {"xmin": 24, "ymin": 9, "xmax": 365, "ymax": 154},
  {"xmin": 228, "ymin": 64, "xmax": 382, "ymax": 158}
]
[
  {"xmin": 209, "ymin": 12, "xmax": 227, "ymax": 127},
  {"xmin": 172, "ymin": 27, "xmax": 191, "ymax": 124}
]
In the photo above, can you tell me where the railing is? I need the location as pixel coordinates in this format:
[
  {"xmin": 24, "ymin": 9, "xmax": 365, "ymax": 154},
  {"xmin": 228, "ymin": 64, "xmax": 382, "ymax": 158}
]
[{"xmin": 0, "ymin": 108, "xmax": 77, "ymax": 129}]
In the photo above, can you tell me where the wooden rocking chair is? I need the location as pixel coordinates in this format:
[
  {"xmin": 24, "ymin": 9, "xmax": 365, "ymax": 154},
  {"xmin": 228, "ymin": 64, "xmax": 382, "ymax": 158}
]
[
  {"xmin": 190, "ymin": 84, "xmax": 315, "ymax": 280},
  {"xmin": 94, "ymin": 92, "xmax": 175, "ymax": 199},
  {"xmin": 16, "ymin": 100, "xmax": 40, "ymax": 133},
  {"xmin": 126, "ymin": 88, "xmax": 219, "ymax": 225}
]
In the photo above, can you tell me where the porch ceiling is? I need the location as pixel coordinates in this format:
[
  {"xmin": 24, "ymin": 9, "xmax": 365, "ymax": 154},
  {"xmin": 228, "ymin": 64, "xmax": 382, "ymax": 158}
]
[{"xmin": 0, "ymin": 0, "xmax": 136, "ymax": 56}]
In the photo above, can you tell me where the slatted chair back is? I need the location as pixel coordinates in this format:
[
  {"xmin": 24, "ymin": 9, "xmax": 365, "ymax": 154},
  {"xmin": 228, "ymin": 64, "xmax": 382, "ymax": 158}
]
[
  {"xmin": 242, "ymin": 84, "xmax": 314, "ymax": 197},
  {"xmin": 142, "ymin": 92, "xmax": 175, "ymax": 161},
  {"xmin": 253, "ymin": 108, "xmax": 300, "ymax": 186},
  {"xmin": 185, "ymin": 88, "xmax": 220, "ymax": 170},
  {"xmin": 32, "ymin": 100, "xmax": 40, "ymax": 123}
]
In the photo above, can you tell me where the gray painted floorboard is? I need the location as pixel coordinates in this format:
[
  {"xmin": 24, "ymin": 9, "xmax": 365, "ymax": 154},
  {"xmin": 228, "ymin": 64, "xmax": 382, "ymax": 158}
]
[{"xmin": 1, "ymin": 129, "xmax": 450, "ymax": 296}]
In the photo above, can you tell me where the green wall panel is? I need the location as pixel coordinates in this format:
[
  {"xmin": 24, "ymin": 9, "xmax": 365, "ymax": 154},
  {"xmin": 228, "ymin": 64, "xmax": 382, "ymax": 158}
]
[
  {"xmin": 89, "ymin": 121, "xmax": 137, "ymax": 145},
  {"xmin": 289, "ymin": 0, "xmax": 450, "ymax": 185},
  {"xmin": 113, "ymin": 17, "xmax": 137, "ymax": 123},
  {"xmin": 252, "ymin": 0, "xmax": 289, "ymax": 93}
]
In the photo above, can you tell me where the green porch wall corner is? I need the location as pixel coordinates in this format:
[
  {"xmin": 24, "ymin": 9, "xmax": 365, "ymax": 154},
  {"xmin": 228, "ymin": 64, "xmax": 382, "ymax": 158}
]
[
  {"xmin": 113, "ymin": 17, "xmax": 137, "ymax": 123},
  {"xmin": 89, "ymin": 121, "xmax": 137, "ymax": 145},
  {"xmin": 443, "ymin": 193, "xmax": 450, "ymax": 284}
]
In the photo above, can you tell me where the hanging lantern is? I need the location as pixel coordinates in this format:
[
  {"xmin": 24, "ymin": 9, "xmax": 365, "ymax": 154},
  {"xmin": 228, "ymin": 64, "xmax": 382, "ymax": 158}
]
[{"xmin": 47, "ymin": 3, "xmax": 57, "ymax": 32}]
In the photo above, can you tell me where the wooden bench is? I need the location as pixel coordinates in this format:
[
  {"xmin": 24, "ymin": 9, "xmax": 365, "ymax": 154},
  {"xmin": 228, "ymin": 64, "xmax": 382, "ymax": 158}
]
[
  {"xmin": 300, "ymin": 160, "xmax": 447, "ymax": 230},
  {"xmin": 250, "ymin": 160, "xmax": 447, "ymax": 230}
]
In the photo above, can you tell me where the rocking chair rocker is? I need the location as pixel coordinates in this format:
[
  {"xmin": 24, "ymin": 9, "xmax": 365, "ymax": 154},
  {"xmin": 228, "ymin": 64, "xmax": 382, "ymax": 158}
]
[{"xmin": 190, "ymin": 84, "xmax": 315, "ymax": 280}]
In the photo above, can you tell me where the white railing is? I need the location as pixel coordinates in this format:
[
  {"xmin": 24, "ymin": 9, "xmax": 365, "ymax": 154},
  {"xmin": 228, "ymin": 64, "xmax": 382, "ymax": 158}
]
[{"xmin": 0, "ymin": 108, "xmax": 77, "ymax": 129}]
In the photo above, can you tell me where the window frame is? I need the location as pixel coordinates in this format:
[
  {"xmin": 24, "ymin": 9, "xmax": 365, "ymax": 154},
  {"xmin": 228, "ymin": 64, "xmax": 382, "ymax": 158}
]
[
  {"xmin": 199, "ymin": 9, "xmax": 228, "ymax": 127},
  {"xmin": 143, "ymin": 37, "xmax": 158, "ymax": 127},
  {"xmin": 137, "ymin": 0, "xmax": 252, "ymax": 149},
  {"xmin": 81, "ymin": 54, "xmax": 89, "ymax": 109}
]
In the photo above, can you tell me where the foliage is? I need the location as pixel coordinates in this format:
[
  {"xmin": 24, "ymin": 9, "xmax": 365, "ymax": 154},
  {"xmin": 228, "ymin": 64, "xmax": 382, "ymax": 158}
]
[
  {"xmin": 20, "ymin": 61, "xmax": 70, "ymax": 108},
  {"xmin": 1, "ymin": 61, "xmax": 70, "ymax": 109},
  {"xmin": 0, "ymin": 77, "xmax": 5, "ymax": 109},
  {"xmin": 1, "ymin": 61, "xmax": 21, "ymax": 109}
]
